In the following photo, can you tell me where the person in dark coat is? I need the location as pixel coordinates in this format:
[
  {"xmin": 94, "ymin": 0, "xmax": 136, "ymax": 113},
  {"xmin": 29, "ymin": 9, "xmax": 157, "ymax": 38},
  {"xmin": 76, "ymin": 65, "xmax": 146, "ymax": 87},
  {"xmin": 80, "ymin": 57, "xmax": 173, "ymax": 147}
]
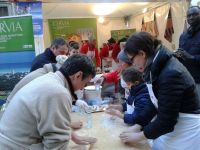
[
  {"xmin": 120, "ymin": 32, "xmax": 200, "ymax": 150},
  {"xmin": 30, "ymin": 38, "xmax": 69, "ymax": 72},
  {"xmin": 175, "ymin": 6, "xmax": 200, "ymax": 97},
  {"xmin": 106, "ymin": 66, "xmax": 156, "ymax": 126}
]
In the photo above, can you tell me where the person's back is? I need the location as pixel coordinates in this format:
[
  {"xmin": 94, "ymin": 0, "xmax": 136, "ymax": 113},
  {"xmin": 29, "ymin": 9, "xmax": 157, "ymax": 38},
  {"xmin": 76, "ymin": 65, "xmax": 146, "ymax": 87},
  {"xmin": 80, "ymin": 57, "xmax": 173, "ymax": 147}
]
[
  {"xmin": 30, "ymin": 38, "xmax": 69, "ymax": 72},
  {"xmin": 154, "ymin": 45, "xmax": 200, "ymax": 114},
  {"xmin": 0, "ymin": 54, "xmax": 96, "ymax": 150},
  {"xmin": 5, "ymin": 55, "xmax": 68, "ymax": 105},
  {"xmin": 0, "ymin": 72, "xmax": 73, "ymax": 149},
  {"xmin": 7, "ymin": 63, "xmax": 56, "ymax": 102},
  {"xmin": 30, "ymin": 48, "xmax": 56, "ymax": 72}
]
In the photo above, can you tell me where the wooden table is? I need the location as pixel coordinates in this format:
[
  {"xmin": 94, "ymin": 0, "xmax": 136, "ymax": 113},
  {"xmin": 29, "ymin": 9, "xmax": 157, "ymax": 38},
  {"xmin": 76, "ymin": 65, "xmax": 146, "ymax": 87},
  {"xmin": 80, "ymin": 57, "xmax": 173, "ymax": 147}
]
[{"xmin": 69, "ymin": 112, "xmax": 151, "ymax": 150}]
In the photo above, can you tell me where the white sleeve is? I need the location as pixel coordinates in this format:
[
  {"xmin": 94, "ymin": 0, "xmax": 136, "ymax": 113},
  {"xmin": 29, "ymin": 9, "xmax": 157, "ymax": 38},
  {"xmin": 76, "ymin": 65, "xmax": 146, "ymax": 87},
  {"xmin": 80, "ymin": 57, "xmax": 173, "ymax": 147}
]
[{"xmin": 75, "ymin": 99, "xmax": 88, "ymax": 108}]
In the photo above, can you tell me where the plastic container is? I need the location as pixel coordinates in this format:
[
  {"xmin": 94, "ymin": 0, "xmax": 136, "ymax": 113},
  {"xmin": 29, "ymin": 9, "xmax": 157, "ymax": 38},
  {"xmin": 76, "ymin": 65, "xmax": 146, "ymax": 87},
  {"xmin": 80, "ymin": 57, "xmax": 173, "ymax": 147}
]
[{"xmin": 84, "ymin": 85, "xmax": 102, "ymax": 101}]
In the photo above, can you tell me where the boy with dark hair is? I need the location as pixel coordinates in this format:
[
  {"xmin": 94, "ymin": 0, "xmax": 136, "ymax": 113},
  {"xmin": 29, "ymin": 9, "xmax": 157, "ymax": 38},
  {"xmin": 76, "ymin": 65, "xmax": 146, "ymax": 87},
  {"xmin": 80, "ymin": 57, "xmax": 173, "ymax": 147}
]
[
  {"xmin": 106, "ymin": 66, "xmax": 156, "ymax": 126},
  {"xmin": 69, "ymin": 41, "xmax": 80, "ymax": 56}
]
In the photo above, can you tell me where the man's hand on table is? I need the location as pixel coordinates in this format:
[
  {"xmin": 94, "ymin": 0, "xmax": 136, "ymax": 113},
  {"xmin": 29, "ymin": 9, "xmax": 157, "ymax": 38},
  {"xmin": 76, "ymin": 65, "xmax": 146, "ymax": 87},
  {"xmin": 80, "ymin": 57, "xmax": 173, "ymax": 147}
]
[{"xmin": 71, "ymin": 132, "xmax": 97, "ymax": 145}]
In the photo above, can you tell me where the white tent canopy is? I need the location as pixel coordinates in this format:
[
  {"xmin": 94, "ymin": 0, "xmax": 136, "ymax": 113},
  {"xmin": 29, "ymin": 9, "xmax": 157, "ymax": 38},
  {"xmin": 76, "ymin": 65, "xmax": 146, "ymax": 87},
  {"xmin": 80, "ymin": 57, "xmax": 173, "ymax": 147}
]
[
  {"xmin": 42, "ymin": 2, "xmax": 166, "ymax": 19},
  {"xmin": 41, "ymin": 0, "xmax": 189, "ymax": 55}
]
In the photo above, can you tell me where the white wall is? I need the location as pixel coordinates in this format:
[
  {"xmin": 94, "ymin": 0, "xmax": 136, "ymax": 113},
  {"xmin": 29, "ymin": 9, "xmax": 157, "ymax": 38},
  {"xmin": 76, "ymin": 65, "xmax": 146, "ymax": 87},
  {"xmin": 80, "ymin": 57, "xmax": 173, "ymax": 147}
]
[
  {"xmin": 96, "ymin": 1, "xmax": 189, "ymax": 51},
  {"xmin": 42, "ymin": 1, "xmax": 189, "ymax": 54},
  {"xmin": 43, "ymin": 19, "xmax": 51, "ymax": 50},
  {"xmin": 171, "ymin": 1, "xmax": 188, "ymax": 50},
  {"xmin": 97, "ymin": 18, "xmax": 129, "ymax": 48},
  {"xmin": 34, "ymin": 36, "xmax": 45, "ymax": 56}
]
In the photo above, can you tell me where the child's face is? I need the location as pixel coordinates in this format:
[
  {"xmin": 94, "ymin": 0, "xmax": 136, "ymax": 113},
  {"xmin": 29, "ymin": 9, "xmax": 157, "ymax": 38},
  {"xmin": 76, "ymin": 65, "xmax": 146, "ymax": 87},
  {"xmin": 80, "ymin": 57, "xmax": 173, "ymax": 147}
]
[
  {"xmin": 69, "ymin": 49, "xmax": 79, "ymax": 56},
  {"xmin": 126, "ymin": 81, "xmax": 139, "ymax": 89}
]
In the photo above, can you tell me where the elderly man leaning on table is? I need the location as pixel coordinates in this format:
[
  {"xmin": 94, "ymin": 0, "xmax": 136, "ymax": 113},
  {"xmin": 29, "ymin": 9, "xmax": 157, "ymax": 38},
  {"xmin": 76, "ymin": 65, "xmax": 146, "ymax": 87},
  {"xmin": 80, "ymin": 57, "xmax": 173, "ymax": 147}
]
[{"xmin": 0, "ymin": 54, "xmax": 97, "ymax": 150}]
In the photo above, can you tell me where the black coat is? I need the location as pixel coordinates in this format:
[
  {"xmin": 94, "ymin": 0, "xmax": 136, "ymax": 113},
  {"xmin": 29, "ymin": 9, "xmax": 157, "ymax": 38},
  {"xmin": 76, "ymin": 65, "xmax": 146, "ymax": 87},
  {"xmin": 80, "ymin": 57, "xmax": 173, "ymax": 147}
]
[
  {"xmin": 179, "ymin": 30, "xmax": 200, "ymax": 83},
  {"xmin": 30, "ymin": 48, "xmax": 56, "ymax": 72},
  {"xmin": 143, "ymin": 45, "xmax": 200, "ymax": 139},
  {"xmin": 122, "ymin": 83, "xmax": 157, "ymax": 126}
]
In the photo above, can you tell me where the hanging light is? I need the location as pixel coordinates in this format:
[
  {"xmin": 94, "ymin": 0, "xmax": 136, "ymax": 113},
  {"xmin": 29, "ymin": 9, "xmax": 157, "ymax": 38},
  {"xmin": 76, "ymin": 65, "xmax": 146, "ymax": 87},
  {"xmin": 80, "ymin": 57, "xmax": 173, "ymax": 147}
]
[
  {"xmin": 98, "ymin": 16, "xmax": 105, "ymax": 24},
  {"xmin": 143, "ymin": 8, "xmax": 148, "ymax": 13}
]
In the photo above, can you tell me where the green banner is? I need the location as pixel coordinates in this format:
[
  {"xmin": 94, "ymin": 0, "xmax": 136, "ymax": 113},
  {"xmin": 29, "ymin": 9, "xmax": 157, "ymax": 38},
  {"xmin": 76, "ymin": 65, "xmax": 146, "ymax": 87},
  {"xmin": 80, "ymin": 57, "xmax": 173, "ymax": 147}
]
[
  {"xmin": 111, "ymin": 29, "xmax": 136, "ymax": 41},
  {"xmin": 48, "ymin": 18, "xmax": 97, "ymax": 42},
  {"xmin": 0, "ymin": 15, "xmax": 35, "ymax": 52}
]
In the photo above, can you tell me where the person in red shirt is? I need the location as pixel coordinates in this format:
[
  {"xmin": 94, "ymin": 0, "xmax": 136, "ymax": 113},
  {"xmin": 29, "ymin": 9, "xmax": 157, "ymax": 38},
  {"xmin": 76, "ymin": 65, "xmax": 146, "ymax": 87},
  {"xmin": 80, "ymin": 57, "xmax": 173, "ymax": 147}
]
[
  {"xmin": 80, "ymin": 40, "xmax": 89, "ymax": 54},
  {"xmin": 80, "ymin": 39, "xmax": 101, "ymax": 72},
  {"xmin": 93, "ymin": 50, "xmax": 132, "ymax": 93},
  {"xmin": 112, "ymin": 37, "xmax": 128, "ymax": 63},
  {"xmin": 100, "ymin": 43, "xmax": 109, "ymax": 59},
  {"xmin": 100, "ymin": 38, "xmax": 116, "ymax": 71}
]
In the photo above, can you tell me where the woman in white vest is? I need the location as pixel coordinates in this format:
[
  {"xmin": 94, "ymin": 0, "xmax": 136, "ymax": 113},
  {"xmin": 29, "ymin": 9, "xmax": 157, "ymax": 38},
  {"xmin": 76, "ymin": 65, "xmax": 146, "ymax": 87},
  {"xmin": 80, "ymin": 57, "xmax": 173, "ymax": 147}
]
[{"xmin": 120, "ymin": 32, "xmax": 200, "ymax": 150}]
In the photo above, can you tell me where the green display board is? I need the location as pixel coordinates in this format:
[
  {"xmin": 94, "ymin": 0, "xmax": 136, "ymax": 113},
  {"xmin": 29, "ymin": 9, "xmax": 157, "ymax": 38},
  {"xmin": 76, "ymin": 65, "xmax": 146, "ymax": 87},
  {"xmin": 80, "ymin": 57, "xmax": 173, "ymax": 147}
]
[
  {"xmin": 111, "ymin": 29, "xmax": 136, "ymax": 41},
  {"xmin": 0, "ymin": 15, "xmax": 35, "ymax": 52},
  {"xmin": 48, "ymin": 18, "xmax": 97, "ymax": 42}
]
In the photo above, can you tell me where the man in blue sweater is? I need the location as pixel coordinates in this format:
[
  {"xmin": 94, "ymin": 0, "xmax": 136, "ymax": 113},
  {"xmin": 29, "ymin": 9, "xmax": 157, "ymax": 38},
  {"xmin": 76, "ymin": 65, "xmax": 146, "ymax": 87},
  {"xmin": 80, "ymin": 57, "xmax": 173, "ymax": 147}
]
[{"xmin": 30, "ymin": 38, "xmax": 69, "ymax": 72}]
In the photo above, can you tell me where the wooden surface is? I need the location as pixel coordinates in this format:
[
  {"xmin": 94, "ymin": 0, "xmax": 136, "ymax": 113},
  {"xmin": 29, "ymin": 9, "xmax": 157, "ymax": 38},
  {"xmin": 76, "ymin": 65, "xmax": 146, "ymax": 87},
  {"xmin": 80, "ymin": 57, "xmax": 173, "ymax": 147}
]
[{"xmin": 69, "ymin": 112, "xmax": 151, "ymax": 150}]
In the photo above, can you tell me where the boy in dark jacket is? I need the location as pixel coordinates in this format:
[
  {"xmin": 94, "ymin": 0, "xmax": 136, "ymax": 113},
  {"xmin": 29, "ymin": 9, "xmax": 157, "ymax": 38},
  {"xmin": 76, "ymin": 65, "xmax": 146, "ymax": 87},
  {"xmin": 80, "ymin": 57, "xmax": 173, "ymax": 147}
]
[{"xmin": 106, "ymin": 66, "xmax": 157, "ymax": 127}]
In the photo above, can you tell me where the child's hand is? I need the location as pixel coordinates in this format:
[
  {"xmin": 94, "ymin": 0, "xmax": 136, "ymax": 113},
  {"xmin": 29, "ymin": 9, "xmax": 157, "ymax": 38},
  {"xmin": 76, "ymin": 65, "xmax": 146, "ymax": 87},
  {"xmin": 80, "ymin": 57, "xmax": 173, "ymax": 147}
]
[
  {"xmin": 105, "ymin": 108, "xmax": 123, "ymax": 119},
  {"xmin": 107, "ymin": 104, "xmax": 123, "ymax": 111},
  {"xmin": 105, "ymin": 108, "xmax": 118, "ymax": 116}
]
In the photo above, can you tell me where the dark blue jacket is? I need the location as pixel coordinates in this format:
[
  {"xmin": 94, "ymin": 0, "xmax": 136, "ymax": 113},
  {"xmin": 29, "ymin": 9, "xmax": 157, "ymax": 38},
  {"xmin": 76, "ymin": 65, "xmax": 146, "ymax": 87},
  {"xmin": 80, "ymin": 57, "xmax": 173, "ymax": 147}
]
[
  {"xmin": 122, "ymin": 83, "xmax": 157, "ymax": 126},
  {"xmin": 143, "ymin": 45, "xmax": 200, "ymax": 139},
  {"xmin": 30, "ymin": 48, "xmax": 57, "ymax": 72},
  {"xmin": 179, "ymin": 30, "xmax": 200, "ymax": 83}
]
